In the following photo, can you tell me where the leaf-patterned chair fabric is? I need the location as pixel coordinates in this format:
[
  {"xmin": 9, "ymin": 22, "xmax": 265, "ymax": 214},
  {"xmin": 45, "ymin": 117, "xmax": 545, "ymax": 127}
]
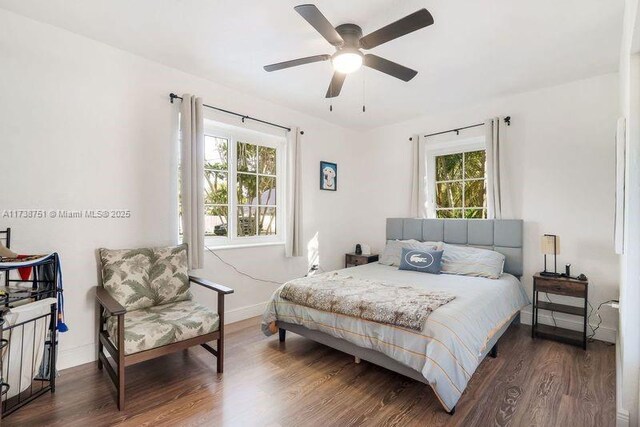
[
  {"xmin": 99, "ymin": 244, "xmax": 192, "ymax": 310},
  {"xmin": 99, "ymin": 244, "xmax": 220, "ymax": 355},
  {"xmin": 105, "ymin": 300, "xmax": 220, "ymax": 355}
]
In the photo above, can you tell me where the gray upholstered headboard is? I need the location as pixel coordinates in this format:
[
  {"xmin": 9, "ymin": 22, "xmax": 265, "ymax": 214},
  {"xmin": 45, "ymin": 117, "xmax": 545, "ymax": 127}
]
[{"xmin": 386, "ymin": 218, "xmax": 524, "ymax": 277}]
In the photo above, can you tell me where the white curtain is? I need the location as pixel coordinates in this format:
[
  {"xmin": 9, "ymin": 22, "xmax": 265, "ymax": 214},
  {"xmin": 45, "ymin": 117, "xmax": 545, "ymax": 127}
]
[
  {"xmin": 180, "ymin": 94, "xmax": 205, "ymax": 269},
  {"xmin": 286, "ymin": 127, "xmax": 303, "ymax": 257},
  {"xmin": 485, "ymin": 118, "xmax": 503, "ymax": 219},
  {"xmin": 410, "ymin": 134, "xmax": 428, "ymax": 217}
]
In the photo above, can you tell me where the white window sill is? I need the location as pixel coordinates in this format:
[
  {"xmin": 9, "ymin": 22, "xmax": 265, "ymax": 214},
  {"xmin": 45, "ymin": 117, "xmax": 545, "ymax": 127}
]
[{"xmin": 204, "ymin": 241, "xmax": 285, "ymax": 251}]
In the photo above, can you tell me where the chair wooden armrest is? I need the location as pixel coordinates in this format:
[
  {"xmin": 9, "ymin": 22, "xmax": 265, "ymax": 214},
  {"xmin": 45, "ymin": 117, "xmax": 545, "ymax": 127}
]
[
  {"xmin": 96, "ymin": 286, "xmax": 126, "ymax": 315},
  {"xmin": 189, "ymin": 276, "xmax": 234, "ymax": 294}
]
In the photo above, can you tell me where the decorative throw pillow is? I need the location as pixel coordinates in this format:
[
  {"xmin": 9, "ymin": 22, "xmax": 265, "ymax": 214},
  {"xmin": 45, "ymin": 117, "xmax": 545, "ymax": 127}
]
[
  {"xmin": 399, "ymin": 248, "xmax": 444, "ymax": 274},
  {"xmin": 99, "ymin": 244, "xmax": 192, "ymax": 311},
  {"xmin": 379, "ymin": 240, "xmax": 441, "ymax": 267},
  {"xmin": 441, "ymin": 244, "xmax": 505, "ymax": 279}
]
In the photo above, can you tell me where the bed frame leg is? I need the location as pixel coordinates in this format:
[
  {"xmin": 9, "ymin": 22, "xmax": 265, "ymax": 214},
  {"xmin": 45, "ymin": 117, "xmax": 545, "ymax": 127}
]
[
  {"xmin": 354, "ymin": 356, "xmax": 361, "ymax": 364},
  {"xmin": 447, "ymin": 406, "xmax": 456, "ymax": 415},
  {"xmin": 513, "ymin": 312, "xmax": 521, "ymax": 325},
  {"xmin": 490, "ymin": 344, "xmax": 498, "ymax": 358},
  {"xmin": 279, "ymin": 328, "xmax": 286, "ymax": 342}
]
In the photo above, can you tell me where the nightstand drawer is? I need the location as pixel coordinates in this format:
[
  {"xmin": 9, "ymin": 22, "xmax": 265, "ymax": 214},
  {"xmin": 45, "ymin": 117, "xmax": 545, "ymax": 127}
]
[
  {"xmin": 345, "ymin": 253, "xmax": 379, "ymax": 268},
  {"xmin": 535, "ymin": 278, "xmax": 586, "ymax": 297},
  {"xmin": 349, "ymin": 257, "xmax": 367, "ymax": 266}
]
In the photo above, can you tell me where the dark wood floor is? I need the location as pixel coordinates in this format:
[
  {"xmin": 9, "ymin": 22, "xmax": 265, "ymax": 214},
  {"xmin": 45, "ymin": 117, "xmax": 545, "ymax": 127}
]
[{"xmin": 3, "ymin": 317, "xmax": 615, "ymax": 427}]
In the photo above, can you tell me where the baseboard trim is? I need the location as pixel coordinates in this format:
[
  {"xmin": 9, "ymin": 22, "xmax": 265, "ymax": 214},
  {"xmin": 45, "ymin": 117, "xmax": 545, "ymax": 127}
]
[
  {"xmin": 520, "ymin": 308, "xmax": 616, "ymax": 343},
  {"xmin": 58, "ymin": 342, "xmax": 95, "ymax": 371},
  {"xmin": 224, "ymin": 301, "xmax": 268, "ymax": 324},
  {"xmin": 58, "ymin": 301, "xmax": 269, "ymax": 371},
  {"xmin": 617, "ymin": 408, "xmax": 630, "ymax": 426}
]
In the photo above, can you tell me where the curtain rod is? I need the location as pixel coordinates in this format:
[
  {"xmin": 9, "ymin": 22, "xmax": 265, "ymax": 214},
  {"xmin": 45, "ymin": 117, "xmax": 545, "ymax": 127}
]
[
  {"xmin": 169, "ymin": 93, "xmax": 292, "ymax": 133},
  {"xmin": 422, "ymin": 116, "xmax": 511, "ymax": 138}
]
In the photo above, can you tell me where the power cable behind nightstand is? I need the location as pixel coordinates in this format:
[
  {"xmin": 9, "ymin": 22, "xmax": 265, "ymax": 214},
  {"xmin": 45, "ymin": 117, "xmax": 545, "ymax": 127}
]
[
  {"xmin": 544, "ymin": 293, "xmax": 557, "ymax": 327},
  {"xmin": 588, "ymin": 299, "xmax": 618, "ymax": 342}
]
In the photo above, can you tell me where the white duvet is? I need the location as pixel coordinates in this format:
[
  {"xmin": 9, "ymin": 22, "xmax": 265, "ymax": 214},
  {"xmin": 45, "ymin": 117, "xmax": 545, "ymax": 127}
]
[{"xmin": 262, "ymin": 263, "xmax": 529, "ymax": 411}]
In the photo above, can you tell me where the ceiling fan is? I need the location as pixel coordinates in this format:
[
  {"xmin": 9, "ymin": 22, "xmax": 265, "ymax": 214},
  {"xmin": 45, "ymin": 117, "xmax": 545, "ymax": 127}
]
[{"xmin": 263, "ymin": 4, "xmax": 434, "ymax": 98}]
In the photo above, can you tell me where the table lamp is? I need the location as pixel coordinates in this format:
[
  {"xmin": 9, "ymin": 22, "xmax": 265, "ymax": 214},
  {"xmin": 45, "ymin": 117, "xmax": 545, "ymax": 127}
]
[{"xmin": 540, "ymin": 234, "xmax": 560, "ymax": 277}]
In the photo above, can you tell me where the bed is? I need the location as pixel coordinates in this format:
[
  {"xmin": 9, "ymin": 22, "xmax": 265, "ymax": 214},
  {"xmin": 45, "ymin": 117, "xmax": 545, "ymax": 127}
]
[{"xmin": 262, "ymin": 218, "xmax": 529, "ymax": 414}]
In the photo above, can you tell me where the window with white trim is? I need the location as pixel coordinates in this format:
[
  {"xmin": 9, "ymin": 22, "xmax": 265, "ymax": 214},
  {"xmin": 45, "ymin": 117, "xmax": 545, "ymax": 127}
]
[
  {"xmin": 180, "ymin": 123, "xmax": 285, "ymax": 248},
  {"xmin": 427, "ymin": 138, "xmax": 487, "ymax": 219}
]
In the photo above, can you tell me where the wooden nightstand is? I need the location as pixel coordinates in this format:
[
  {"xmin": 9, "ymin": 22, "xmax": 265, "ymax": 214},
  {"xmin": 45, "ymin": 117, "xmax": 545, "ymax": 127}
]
[
  {"xmin": 345, "ymin": 253, "xmax": 379, "ymax": 268},
  {"xmin": 532, "ymin": 273, "xmax": 588, "ymax": 349}
]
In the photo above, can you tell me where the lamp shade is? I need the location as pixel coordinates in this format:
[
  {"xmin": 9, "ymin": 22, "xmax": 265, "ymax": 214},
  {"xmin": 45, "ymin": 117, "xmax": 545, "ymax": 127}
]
[{"xmin": 541, "ymin": 235, "xmax": 560, "ymax": 255}]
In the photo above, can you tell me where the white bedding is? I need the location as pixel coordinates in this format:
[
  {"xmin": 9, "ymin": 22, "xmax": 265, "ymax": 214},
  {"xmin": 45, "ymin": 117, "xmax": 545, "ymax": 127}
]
[{"xmin": 262, "ymin": 262, "xmax": 529, "ymax": 411}]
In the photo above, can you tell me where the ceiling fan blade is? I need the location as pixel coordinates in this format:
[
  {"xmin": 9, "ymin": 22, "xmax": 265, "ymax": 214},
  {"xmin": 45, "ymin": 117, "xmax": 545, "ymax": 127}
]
[
  {"xmin": 364, "ymin": 54, "xmax": 417, "ymax": 82},
  {"xmin": 294, "ymin": 4, "xmax": 344, "ymax": 46},
  {"xmin": 325, "ymin": 72, "xmax": 347, "ymax": 98},
  {"xmin": 264, "ymin": 54, "xmax": 330, "ymax": 72},
  {"xmin": 360, "ymin": 9, "xmax": 434, "ymax": 50}
]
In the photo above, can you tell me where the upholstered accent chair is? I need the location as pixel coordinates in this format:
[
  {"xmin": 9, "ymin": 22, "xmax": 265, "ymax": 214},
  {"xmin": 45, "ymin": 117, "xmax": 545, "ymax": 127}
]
[{"xmin": 95, "ymin": 244, "xmax": 233, "ymax": 410}]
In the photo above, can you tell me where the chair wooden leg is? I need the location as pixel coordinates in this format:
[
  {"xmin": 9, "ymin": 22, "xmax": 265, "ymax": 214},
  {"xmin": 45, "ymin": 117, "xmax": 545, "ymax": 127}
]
[
  {"xmin": 217, "ymin": 338, "xmax": 223, "ymax": 373},
  {"xmin": 117, "ymin": 362, "xmax": 125, "ymax": 411},
  {"xmin": 97, "ymin": 339, "xmax": 104, "ymax": 370},
  {"xmin": 97, "ymin": 307, "xmax": 104, "ymax": 370},
  {"xmin": 117, "ymin": 314, "xmax": 125, "ymax": 411},
  {"xmin": 217, "ymin": 292, "xmax": 225, "ymax": 374}
]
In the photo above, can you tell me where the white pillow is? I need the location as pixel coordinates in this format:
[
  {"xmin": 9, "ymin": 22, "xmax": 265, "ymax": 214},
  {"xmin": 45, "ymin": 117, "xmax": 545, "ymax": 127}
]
[
  {"xmin": 441, "ymin": 244, "xmax": 505, "ymax": 279},
  {"xmin": 379, "ymin": 240, "xmax": 441, "ymax": 267}
]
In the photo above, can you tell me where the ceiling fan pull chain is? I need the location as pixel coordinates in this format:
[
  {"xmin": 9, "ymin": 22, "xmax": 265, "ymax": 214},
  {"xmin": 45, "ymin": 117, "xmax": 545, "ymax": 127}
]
[
  {"xmin": 362, "ymin": 67, "xmax": 366, "ymax": 113},
  {"xmin": 330, "ymin": 78, "xmax": 333, "ymax": 112}
]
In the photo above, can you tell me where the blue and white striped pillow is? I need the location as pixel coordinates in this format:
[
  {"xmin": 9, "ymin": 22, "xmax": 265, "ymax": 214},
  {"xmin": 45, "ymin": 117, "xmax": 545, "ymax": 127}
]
[{"xmin": 441, "ymin": 244, "xmax": 505, "ymax": 279}]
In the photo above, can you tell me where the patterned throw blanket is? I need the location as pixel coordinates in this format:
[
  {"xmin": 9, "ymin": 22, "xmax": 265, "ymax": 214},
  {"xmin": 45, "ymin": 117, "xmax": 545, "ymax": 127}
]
[{"xmin": 280, "ymin": 273, "xmax": 455, "ymax": 331}]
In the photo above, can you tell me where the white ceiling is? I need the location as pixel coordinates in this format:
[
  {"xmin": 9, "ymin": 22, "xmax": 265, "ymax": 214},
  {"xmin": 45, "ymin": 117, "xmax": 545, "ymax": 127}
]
[{"xmin": 0, "ymin": 0, "xmax": 624, "ymax": 129}]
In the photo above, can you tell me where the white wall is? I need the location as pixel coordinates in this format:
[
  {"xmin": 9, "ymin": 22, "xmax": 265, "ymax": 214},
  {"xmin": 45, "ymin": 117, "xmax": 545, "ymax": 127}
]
[
  {"xmin": 616, "ymin": 1, "xmax": 640, "ymax": 425},
  {"xmin": 0, "ymin": 9, "xmax": 371, "ymax": 369},
  {"xmin": 358, "ymin": 73, "xmax": 620, "ymax": 342}
]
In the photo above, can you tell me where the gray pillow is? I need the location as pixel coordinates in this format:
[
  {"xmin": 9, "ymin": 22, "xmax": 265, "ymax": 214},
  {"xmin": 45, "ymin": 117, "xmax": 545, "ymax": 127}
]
[
  {"xmin": 399, "ymin": 248, "xmax": 443, "ymax": 274},
  {"xmin": 441, "ymin": 243, "xmax": 505, "ymax": 279},
  {"xmin": 379, "ymin": 240, "xmax": 441, "ymax": 266}
]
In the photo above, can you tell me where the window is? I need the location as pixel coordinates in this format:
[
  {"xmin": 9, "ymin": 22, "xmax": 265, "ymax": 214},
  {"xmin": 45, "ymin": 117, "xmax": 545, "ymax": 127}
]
[
  {"xmin": 235, "ymin": 141, "xmax": 278, "ymax": 237},
  {"xmin": 181, "ymin": 123, "xmax": 285, "ymax": 248},
  {"xmin": 427, "ymin": 138, "xmax": 487, "ymax": 219},
  {"xmin": 204, "ymin": 136, "xmax": 230, "ymax": 237}
]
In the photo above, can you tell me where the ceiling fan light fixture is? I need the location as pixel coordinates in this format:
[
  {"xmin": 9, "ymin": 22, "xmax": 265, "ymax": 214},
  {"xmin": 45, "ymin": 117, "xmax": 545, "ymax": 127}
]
[
  {"xmin": 264, "ymin": 6, "xmax": 433, "ymax": 99},
  {"xmin": 332, "ymin": 49, "xmax": 363, "ymax": 74}
]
